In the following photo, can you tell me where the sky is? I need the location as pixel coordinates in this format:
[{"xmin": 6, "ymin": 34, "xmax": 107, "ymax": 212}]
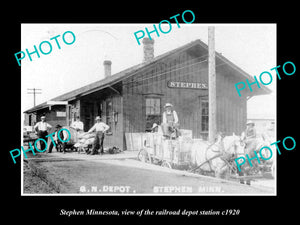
[{"xmin": 21, "ymin": 23, "xmax": 276, "ymax": 119}]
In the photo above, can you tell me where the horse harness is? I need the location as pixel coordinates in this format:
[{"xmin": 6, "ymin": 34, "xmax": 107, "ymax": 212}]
[{"xmin": 193, "ymin": 138, "xmax": 237, "ymax": 172}]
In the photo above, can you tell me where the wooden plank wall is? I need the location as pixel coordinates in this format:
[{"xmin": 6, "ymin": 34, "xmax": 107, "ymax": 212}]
[
  {"xmin": 36, "ymin": 105, "xmax": 67, "ymax": 128},
  {"xmin": 79, "ymin": 89, "xmax": 124, "ymax": 149},
  {"xmin": 104, "ymin": 94, "xmax": 124, "ymax": 149},
  {"xmin": 216, "ymin": 66, "xmax": 247, "ymax": 136},
  {"xmin": 76, "ymin": 49, "xmax": 247, "ymax": 151},
  {"xmin": 123, "ymin": 48, "xmax": 248, "ymax": 143},
  {"xmin": 123, "ymin": 50, "xmax": 211, "ymax": 140}
]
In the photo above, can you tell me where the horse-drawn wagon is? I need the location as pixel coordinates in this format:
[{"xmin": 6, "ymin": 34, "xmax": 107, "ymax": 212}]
[
  {"xmin": 137, "ymin": 131, "xmax": 193, "ymax": 170},
  {"xmin": 137, "ymin": 128, "xmax": 274, "ymax": 184},
  {"xmin": 137, "ymin": 129, "xmax": 242, "ymax": 178}
]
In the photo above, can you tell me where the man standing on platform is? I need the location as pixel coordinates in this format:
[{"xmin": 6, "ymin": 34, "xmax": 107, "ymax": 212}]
[
  {"xmin": 34, "ymin": 115, "xmax": 52, "ymax": 151},
  {"xmin": 71, "ymin": 116, "xmax": 84, "ymax": 132},
  {"xmin": 161, "ymin": 103, "xmax": 180, "ymax": 139},
  {"xmin": 87, "ymin": 116, "xmax": 110, "ymax": 155}
]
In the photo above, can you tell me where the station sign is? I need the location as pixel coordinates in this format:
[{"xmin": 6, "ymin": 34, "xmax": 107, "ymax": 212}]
[{"xmin": 167, "ymin": 81, "xmax": 208, "ymax": 89}]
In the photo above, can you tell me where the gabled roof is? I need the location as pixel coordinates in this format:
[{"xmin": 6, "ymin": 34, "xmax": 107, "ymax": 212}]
[{"xmin": 24, "ymin": 39, "xmax": 271, "ymax": 113}]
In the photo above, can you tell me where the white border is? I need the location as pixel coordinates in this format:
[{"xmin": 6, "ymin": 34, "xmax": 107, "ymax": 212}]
[{"xmin": 20, "ymin": 23, "xmax": 277, "ymax": 196}]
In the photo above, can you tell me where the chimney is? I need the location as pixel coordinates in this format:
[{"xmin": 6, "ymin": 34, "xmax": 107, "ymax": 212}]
[
  {"xmin": 142, "ymin": 37, "xmax": 154, "ymax": 62},
  {"xmin": 103, "ymin": 60, "xmax": 112, "ymax": 78}
]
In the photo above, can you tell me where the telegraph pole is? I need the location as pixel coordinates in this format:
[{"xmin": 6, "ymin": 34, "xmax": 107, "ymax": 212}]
[
  {"xmin": 27, "ymin": 88, "xmax": 42, "ymax": 107},
  {"xmin": 208, "ymin": 26, "xmax": 217, "ymax": 142}
]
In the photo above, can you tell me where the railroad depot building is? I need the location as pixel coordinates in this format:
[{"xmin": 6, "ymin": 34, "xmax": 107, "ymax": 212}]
[{"xmin": 24, "ymin": 38, "xmax": 271, "ymax": 150}]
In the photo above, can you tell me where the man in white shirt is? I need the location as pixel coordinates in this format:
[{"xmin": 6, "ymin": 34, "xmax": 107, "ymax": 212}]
[
  {"xmin": 88, "ymin": 116, "xmax": 110, "ymax": 155},
  {"xmin": 161, "ymin": 103, "xmax": 180, "ymax": 139},
  {"xmin": 71, "ymin": 116, "xmax": 84, "ymax": 132},
  {"xmin": 34, "ymin": 116, "xmax": 52, "ymax": 151}
]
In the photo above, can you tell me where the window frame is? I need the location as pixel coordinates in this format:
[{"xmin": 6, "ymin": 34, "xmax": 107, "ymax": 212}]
[
  {"xmin": 105, "ymin": 98, "xmax": 113, "ymax": 133},
  {"xmin": 200, "ymin": 97, "xmax": 209, "ymax": 132},
  {"xmin": 144, "ymin": 96, "xmax": 162, "ymax": 131},
  {"xmin": 145, "ymin": 97, "xmax": 161, "ymax": 116}
]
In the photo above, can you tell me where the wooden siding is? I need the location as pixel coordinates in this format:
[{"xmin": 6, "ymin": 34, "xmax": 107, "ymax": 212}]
[
  {"xmin": 35, "ymin": 105, "xmax": 68, "ymax": 128},
  {"xmin": 79, "ymin": 87, "xmax": 124, "ymax": 149},
  {"xmin": 103, "ymin": 94, "xmax": 123, "ymax": 149},
  {"xmin": 123, "ymin": 49, "xmax": 248, "ymax": 143},
  {"xmin": 123, "ymin": 50, "xmax": 211, "ymax": 140},
  {"xmin": 216, "ymin": 66, "xmax": 247, "ymax": 136}
]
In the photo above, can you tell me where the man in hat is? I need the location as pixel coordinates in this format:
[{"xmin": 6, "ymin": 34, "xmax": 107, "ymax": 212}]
[
  {"xmin": 87, "ymin": 116, "xmax": 110, "ymax": 155},
  {"xmin": 239, "ymin": 120, "xmax": 259, "ymax": 185},
  {"xmin": 71, "ymin": 116, "xmax": 84, "ymax": 132},
  {"xmin": 243, "ymin": 120, "xmax": 258, "ymax": 155},
  {"xmin": 161, "ymin": 103, "xmax": 180, "ymax": 138},
  {"xmin": 34, "ymin": 115, "xmax": 52, "ymax": 151},
  {"xmin": 47, "ymin": 124, "xmax": 69, "ymax": 153},
  {"xmin": 245, "ymin": 120, "xmax": 257, "ymax": 139}
]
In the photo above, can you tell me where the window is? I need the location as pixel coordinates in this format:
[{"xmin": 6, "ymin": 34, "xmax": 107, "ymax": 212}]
[
  {"xmin": 146, "ymin": 98, "xmax": 161, "ymax": 116},
  {"xmin": 106, "ymin": 99, "xmax": 113, "ymax": 133},
  {"xmin": 200, "ymin": 98, "xmax": 208, "ymax": 132},
  {"xmin": 145, "ymin": 97, "xmax": 161, "ymax": 131}
]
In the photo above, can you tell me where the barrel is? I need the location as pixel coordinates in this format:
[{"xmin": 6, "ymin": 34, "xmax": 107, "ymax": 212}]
[{"xmin": 62, "ymin": 126, "xmax": 79, "ymax": 145}]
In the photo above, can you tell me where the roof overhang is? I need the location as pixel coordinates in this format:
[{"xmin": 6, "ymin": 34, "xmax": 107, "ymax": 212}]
[
  {"xmin": 47, "ymin": 101, "xmax": 68, "ymax": 105},
  {"xmin": 24, "ymin": 101, "xmax": 69, "ymax": 114},
  {"xmin": 24, "ymin": 39, "xmax": 272, "ymax": 114}
]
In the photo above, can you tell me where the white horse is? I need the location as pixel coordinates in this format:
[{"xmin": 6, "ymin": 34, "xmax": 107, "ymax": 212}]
[{"xmin": 190, "ymin": 134, "xmax": 245, "ymax": 178}]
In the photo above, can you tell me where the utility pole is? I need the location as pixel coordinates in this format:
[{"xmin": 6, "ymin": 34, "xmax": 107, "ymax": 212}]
[
  {"xmin": 27, "ymin": 88, "xmax": 42, "ymax": 107},
  {"xmin": 208, "ymin": 26, "xmax": 217, "ymax": 142}
]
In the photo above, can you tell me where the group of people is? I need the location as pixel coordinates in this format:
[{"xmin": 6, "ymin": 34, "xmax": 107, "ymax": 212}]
[
  {"xmin": 32, "ymin": 103, "xmax": 258, "ymax": 156},
  {"xmin": 32, "ymin": 103, "xmax": 180, "ymax": 155},
  {"xmin": 33, "ymin": 115, "xmax": 110, "ymax": 155}
]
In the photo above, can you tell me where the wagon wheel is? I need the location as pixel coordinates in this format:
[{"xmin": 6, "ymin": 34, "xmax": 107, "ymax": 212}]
[
  {"xmin": 137, "ymin": 149, "xmax": 152, "ymax": 164},
  {"xmin": 161, "ymin": 161, "xmax": 172, "ymax": 169}
]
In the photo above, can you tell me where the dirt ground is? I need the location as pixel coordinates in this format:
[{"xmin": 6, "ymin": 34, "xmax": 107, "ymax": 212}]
[
  {"xmin": 23, "ymin": 161, "xmax": 58, "ymax": 194},
  {"xmin": 22, "ymin": 152, "xmax": 275, "ymax": 195}
]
